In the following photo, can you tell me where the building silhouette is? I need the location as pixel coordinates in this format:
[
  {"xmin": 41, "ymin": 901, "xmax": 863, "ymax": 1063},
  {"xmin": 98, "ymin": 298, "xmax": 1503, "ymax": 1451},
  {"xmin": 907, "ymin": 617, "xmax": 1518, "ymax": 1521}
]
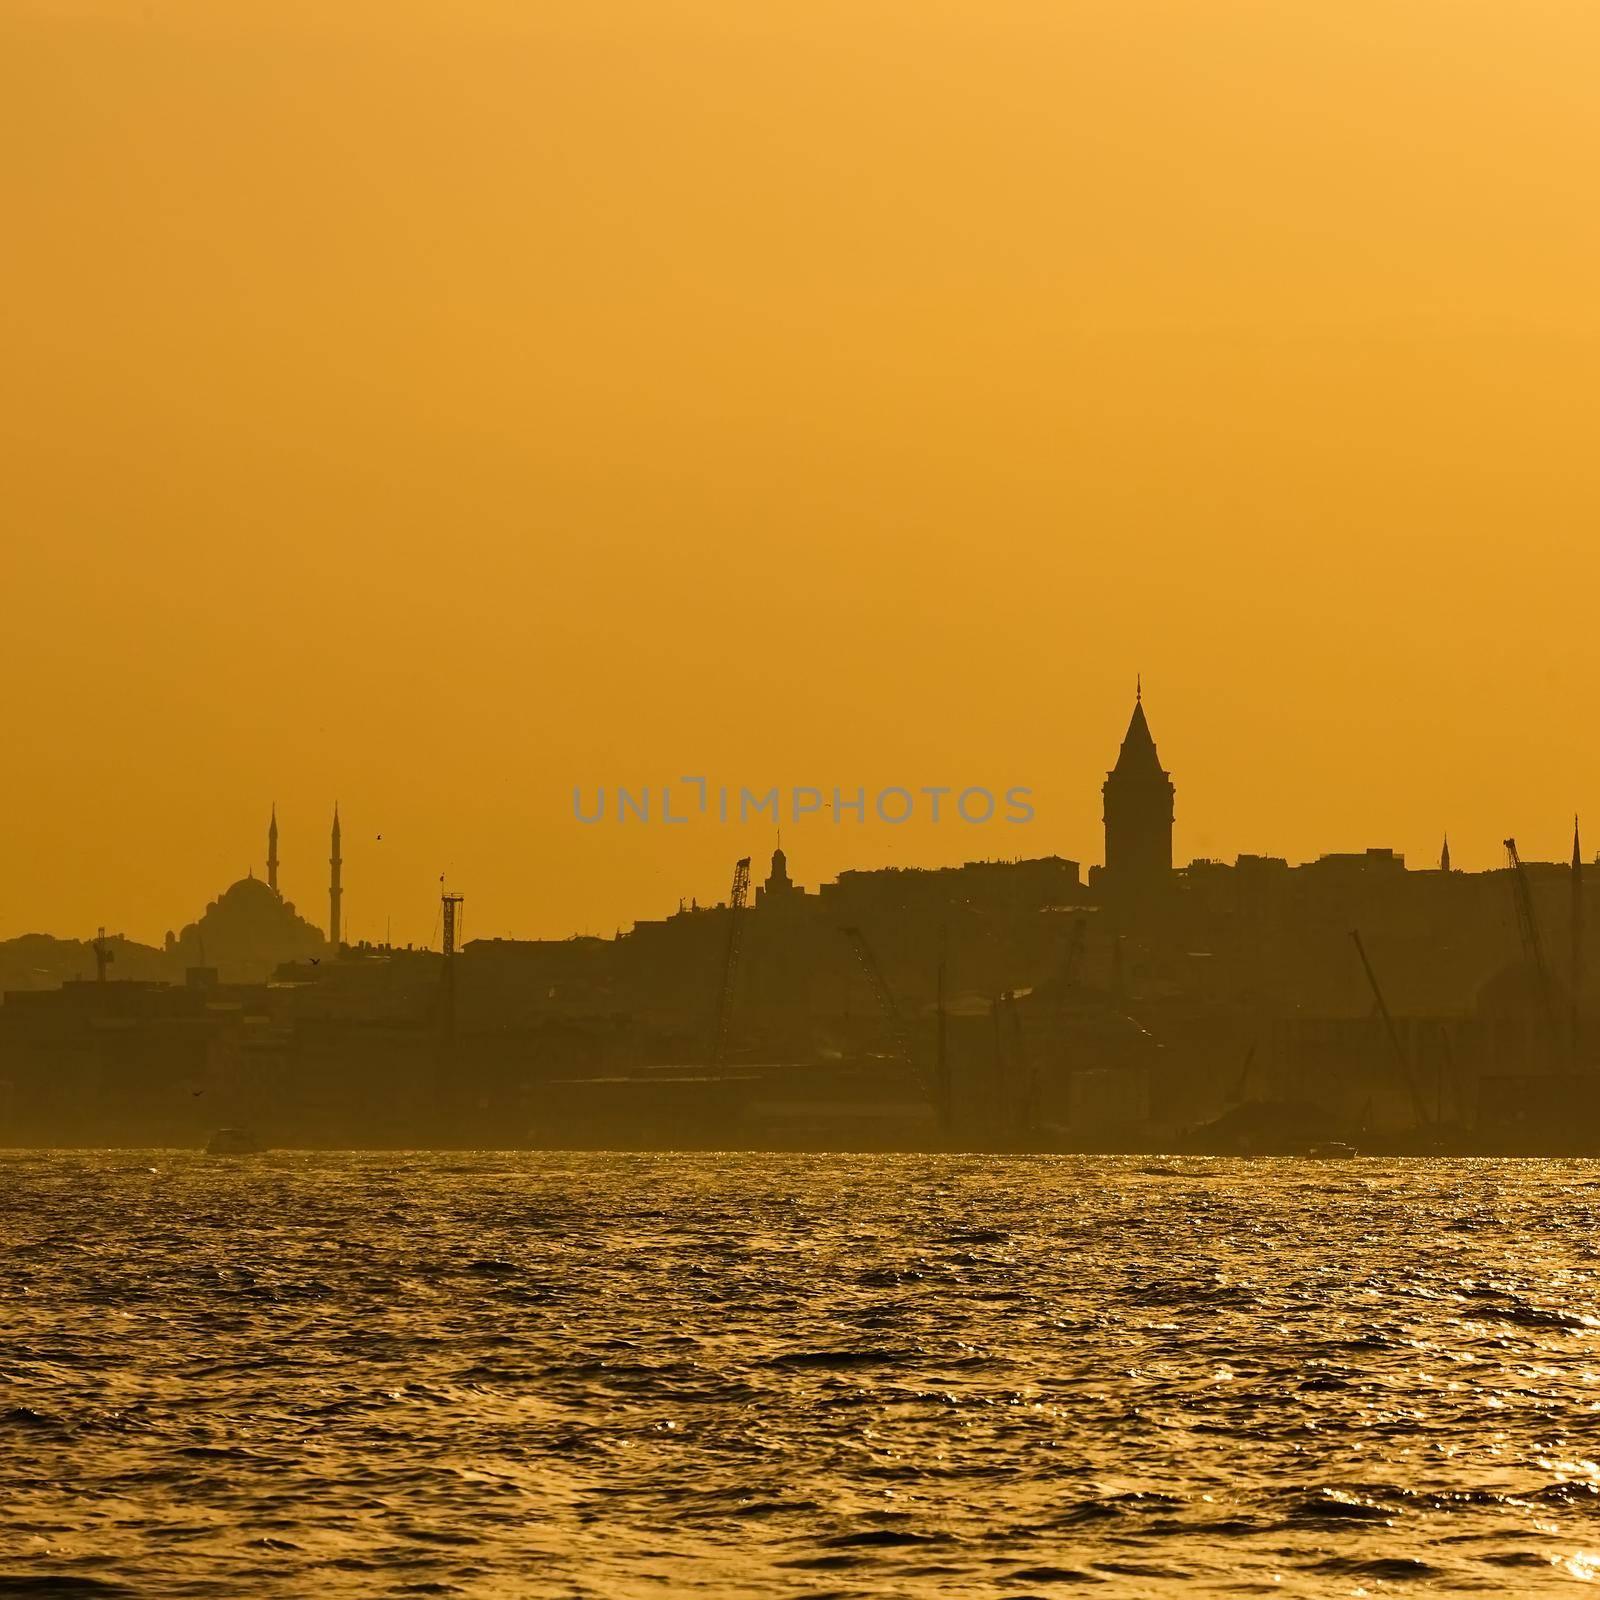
[
  {"xmin": 1100, "ymin": 681, "xmax": 1175, "ymax": 904},
  {"xmin": 754, "ymin": 843, "xmax": 798, "ymax": 906}
]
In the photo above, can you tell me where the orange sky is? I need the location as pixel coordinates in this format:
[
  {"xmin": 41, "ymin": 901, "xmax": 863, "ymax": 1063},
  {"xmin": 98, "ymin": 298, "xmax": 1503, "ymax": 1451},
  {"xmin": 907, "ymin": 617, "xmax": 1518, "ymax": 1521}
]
[{"xmin": 3, "ymin": 0, "xmax": 1598, "ymax": 946}]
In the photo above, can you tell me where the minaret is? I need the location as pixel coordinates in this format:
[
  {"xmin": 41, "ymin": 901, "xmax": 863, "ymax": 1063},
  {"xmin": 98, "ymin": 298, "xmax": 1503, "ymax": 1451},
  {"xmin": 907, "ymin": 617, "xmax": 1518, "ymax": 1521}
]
[
  {"xmin": 328, "ymin": 804, "xmax": 343, "ymax": 949},
  {"xmin": 267, "ymin": 804, "xmax": 280, "ymax": 895},
  {"xmin": 1101, "ymin": 679, "xmax": 1175, "ymax": 905},
  {"xmin": 1440, "ymin": 834, "xmax": 1451, "ymax": 873}
]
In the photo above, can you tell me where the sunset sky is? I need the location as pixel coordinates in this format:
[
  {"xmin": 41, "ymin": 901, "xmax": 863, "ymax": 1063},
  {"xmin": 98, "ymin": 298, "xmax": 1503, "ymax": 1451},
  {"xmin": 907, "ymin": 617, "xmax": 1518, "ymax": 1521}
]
[{"xmin": 4, "ymin": 0, "xmax": 1598, "ymax": 946}]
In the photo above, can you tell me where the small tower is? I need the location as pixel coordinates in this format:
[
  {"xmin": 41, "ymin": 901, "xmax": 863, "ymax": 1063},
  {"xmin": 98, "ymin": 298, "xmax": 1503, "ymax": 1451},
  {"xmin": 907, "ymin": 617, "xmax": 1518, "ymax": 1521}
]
[
  {"xmin": 267, "ymin": 804, "xmax": 280, "ymax": 895},
  {"xmin": 1440, "ymin": 834, "xmax": 1451, "ymax": 873},
  {"xmin": 764, "ymin": 843, "xmax": 793, "ymax": 897},
  {"xmin": 1101, "ymin": 679, "xmax": 1175, "ymax": 903},
  {"xmin": 328, "ymin": 804, "xmax": 343, "ymax": 949}
]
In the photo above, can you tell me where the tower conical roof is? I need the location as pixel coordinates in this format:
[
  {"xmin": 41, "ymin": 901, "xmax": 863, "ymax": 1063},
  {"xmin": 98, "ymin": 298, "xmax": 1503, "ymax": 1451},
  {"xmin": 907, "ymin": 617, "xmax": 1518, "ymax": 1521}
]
[{"xmin": 1110, "ymin": 695, "xmax": 1167, "ymax": 780}]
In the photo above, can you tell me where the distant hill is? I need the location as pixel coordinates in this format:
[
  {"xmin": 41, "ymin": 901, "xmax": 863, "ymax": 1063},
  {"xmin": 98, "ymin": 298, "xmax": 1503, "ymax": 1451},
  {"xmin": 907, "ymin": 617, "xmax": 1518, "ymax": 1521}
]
[
  {"xmin": 1, "ymin": 876, "xmax": 329, "ymax": 992},
  {"xmin": 0, "ymin": 932, "xmax": 172, "ymax": 993}
]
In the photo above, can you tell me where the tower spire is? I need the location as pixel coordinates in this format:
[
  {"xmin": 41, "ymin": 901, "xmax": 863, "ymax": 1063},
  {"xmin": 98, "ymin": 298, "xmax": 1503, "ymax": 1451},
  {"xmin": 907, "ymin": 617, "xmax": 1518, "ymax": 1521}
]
[
  {"xmin": 328, "ymin": 803, "xmax": 342, "ymax": 949},
  {"xmin": 1440, "ymin": 833, "xmax": 1451, "ymax": 873},
  {"xmin": 267, "ymin": 803, "xmax": 279, "ymax": 895}
]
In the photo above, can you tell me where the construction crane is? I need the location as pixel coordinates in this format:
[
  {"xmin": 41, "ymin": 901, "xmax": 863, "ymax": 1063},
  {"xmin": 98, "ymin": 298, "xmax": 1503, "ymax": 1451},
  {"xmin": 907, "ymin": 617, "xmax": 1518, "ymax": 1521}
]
[
  {"xmin": 1504, "ymin": 837, "xmax": 1557, "ymax": 1036},
  {"xmin": 92, "ymin": 927, "xmax": 115, "ymax": 984},
  {"xmin": 1227, "ymin": 1042, "xmax": 1257, "ymax": 1105},
  {"xmin": 1004, "ymin": 988, "xmax": 1038, "ymax": 1135},
  {"xmin": 434, "ymin": 883, "xmax": 467, "ymax": 1057},
  {"xmin": 1349, "ymin": 929, "xmax": 1429, "ymax": 1129},
  {"xmin": 441, "ymin": 891, "xmax": 464, "ymax": 957},
  {"xmin": 991, "ymin": 995, "xmax": 1008, "ymax": 1127},
  {"xmin": 839, "ymin": 924, "xmax": 925, "ymax": 1095},
  {"xmin": 1572, "ymin": 817, "xmax": 1585, "ymax": 1071},
  {"xmin": 1050, "ymin": 915, "xmax": 1088, "ymax": 1034},
  {"xmin": 934, "ymin": 928, "xmax": 951, "ymax": 1134},
  {"xmin": 708, "ymin": 857, "xmax": 751, "ymax": 1068}
]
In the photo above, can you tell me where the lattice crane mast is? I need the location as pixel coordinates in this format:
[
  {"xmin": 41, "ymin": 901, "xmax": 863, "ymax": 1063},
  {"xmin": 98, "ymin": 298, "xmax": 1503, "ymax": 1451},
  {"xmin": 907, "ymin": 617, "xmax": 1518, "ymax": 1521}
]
[{"xmin": 708, "ymin": 857, "xmax": 751, "ymax": 1069}]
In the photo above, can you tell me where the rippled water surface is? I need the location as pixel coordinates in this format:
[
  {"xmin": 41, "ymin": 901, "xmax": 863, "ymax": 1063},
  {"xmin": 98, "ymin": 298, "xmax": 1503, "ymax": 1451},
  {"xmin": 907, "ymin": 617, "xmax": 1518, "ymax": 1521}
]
[{"xmin": 6, "ymin": 1153, "xmax": 1600, "ymax": 1596}]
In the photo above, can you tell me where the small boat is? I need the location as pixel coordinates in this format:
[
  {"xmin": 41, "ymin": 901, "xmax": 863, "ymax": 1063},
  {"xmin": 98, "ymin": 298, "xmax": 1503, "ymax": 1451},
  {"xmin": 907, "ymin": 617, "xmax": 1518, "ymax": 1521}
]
[
  {"xmin": 1306, "ymin": 1141, "xmax": 1357, "ymax": 1160},
  {"xmin": 205, "ymin": 1127, "xmax": 262, "ymax": 1155}
]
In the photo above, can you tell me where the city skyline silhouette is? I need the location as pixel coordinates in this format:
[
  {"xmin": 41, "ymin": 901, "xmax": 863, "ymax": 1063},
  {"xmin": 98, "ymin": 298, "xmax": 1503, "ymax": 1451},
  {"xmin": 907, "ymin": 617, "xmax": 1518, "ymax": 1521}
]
[
  {"xmin": 8, "ymin": 4, "xmax": 1600, "ymax": 1590},
  {"xmin": 3, "ymin": 680, "xmax": 1590, "ymax": 951}
]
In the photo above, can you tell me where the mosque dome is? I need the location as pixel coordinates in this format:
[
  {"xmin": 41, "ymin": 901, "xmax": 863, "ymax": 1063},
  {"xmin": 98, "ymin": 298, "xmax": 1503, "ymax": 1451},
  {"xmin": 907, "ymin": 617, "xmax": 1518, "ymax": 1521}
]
[
  {"xmin": 176, "ymin": 868, "xmax": 326, "ymax": 981},
  {"xmin": 216, "ymin": 875, "xmax": 279, "ymax": 908}
]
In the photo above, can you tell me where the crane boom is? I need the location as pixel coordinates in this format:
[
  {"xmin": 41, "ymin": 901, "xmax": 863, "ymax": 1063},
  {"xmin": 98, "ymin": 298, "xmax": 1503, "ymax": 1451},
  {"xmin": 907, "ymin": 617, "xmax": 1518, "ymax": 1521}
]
[
  {"xmin": 934, "ymin": 932, "xmax": 951, "ymax": 1133},
  {"xmin": 708, "ymin": 857, "xmax": 751, "ymax": 1068},
  {"xmin": 840, "ymin": 924, "xmax": 926, "ymax": 1095},
  {"xmin": 1349, "ymin": 929, "xmax": 1430, "ymax": 1129},
  {"xmin": 1504, "ymin": 837, "xmax": 1557, "ymax": 1033},
  {"xmin": 1051, "ymin": 916, "xmax": 1087, "ymax": 1033}
]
